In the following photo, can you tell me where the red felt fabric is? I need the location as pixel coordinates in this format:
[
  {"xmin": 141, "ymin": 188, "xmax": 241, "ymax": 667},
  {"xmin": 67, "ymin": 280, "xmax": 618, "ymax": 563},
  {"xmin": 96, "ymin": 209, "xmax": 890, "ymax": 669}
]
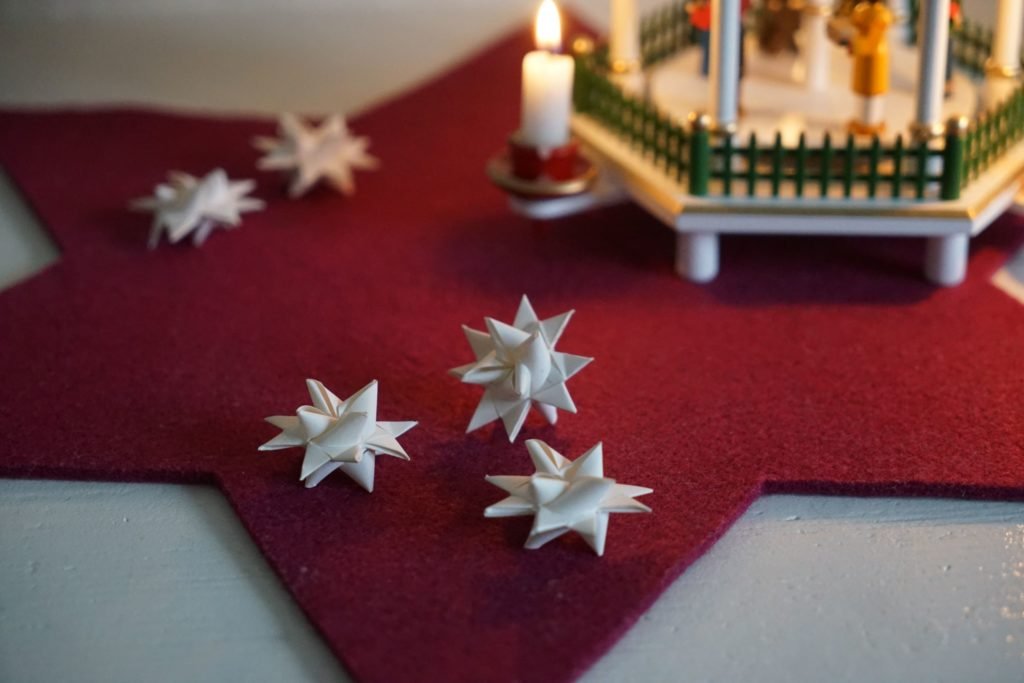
[{"xmin": 2, "ymin": 21, "xmax": 1024, "ymax": 683}]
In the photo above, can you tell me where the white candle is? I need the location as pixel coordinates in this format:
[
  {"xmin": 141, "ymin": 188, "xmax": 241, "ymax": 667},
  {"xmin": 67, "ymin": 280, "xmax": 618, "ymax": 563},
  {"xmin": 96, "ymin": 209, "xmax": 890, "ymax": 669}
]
[{"xmin": 519, "ymin": 0, "xmax": 575, "ymax": 149}]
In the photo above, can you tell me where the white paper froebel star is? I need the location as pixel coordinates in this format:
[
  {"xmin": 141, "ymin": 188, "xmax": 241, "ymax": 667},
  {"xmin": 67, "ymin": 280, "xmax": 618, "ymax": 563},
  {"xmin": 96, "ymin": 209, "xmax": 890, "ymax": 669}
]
[
  {"xmin": 450, "ymin": 295, "xmax": 593, "ymax": 442},
  {"xmin": 131, "ymin": 169, "xmax": 264, "ymax": 249},
  {"xmin": 254, "ymin": 113, "xmax": 379, "ymax": 197},
  {"xmin": 484, "ymin": 440, "xmax": 652, "ymax": 556},
  {"xmin": 259, "ymin": 380, "xmax": 416, "ymax": 491}
]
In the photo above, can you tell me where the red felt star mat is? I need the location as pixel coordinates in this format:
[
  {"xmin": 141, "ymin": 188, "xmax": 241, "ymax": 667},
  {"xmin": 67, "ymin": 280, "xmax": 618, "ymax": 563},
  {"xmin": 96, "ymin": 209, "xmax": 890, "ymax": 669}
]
[{"xmin": 2, "ymin": 21, "xmax": 1024, "ymax": 683}]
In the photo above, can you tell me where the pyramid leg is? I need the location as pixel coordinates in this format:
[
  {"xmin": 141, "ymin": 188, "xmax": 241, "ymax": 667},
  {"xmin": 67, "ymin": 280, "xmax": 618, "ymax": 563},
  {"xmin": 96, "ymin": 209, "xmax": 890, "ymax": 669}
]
[
  {"xmin": 676, "ymin": 232, "xmax": 719, "ymax": 283},
  {"xmin": 924, "ymin": 234, "xmax": 968, "ymax": 286}
]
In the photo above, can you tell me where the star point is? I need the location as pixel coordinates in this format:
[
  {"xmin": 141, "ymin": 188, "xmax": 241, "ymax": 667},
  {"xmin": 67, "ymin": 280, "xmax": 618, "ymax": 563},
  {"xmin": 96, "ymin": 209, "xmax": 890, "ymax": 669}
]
[
  {"xmin": 254, "ymin": 114, "xmax": 379, "ymax": 198},
  {"xmin": 260, "ymin": 379, "xmax": 416, "ymax": 491},
  {"xmin": 451, "ymin": 295, "xmax": 593, "ymax": 442},
  {"xmin": 131, "ymin": 168, "xmax": 264, "ymax": 249},
  {"xmin": 485, "ymin": 440, "xmax": 652, "ymax": 556}
]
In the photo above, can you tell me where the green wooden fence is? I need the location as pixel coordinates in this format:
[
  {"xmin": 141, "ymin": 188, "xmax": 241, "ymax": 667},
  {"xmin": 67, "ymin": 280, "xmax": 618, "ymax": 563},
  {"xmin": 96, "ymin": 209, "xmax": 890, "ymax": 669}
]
[
  {"xmin": 692, "ymin": 130, "xmax": 947, "ymax": 200},
  {"xmin": 572, "ymin": 1, "xmax": 1024, "ymax": 204},
  {"xmin": 575, "ymin": 52, "xmax": 956, "ymax": 201},
  {"xmin": 962, "ymin": 84, "xmax": 1024, "ymax": 185},
  {"xmin": 950, "ymin": 19, "xmax": 995, "ymax": 76},
  {"xmin": 639, "ymin": 0, "xmax": 698, "ymax": 67},
  {"xmin": 574, "ymin": 55, "xmax": 691, "ymax": 180}
]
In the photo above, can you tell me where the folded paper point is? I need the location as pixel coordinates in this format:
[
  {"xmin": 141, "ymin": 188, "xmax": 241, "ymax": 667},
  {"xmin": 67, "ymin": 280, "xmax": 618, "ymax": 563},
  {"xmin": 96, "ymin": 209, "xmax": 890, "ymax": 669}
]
[
  {"xmin": 451, "ymin": 295, "xmax": 593, "ymax": 442},
  {"xmin": 484, "ymin": 439, "xmax": 651, "ymax": 556},
  {"xmin": 254, "ymin": 113, "xmax": 379, "ymax": 198},
  {"xmin": 259, "ymin": 379, "xmax": 416, "ymax": 491},
  {"xmin": 131, "ymin": 168, "xmax": 263, "ymax": 249}
]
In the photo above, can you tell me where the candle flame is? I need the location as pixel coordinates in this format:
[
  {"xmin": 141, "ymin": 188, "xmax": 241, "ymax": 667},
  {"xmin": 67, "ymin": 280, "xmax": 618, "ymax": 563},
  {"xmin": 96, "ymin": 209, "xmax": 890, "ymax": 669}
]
[{"xmin": 534, "ymin": 0, "xmax": 562, "ymax": 52}]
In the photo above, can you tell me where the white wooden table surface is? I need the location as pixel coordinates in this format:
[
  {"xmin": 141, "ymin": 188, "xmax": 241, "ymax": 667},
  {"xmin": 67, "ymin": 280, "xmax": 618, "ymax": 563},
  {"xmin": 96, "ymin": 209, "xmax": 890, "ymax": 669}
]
[{"xmin": 1, "ymin": 2, "xmax": 1023, "ymax": 682}]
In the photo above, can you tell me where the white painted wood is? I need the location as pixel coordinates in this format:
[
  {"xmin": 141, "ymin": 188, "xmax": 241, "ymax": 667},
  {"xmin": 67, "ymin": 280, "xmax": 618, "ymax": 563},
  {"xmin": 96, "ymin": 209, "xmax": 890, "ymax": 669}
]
[
  {"xmin": 584, "ymin": 495, "xmax": 1024, "ymax": 683},
  {"xmin": 675, "ymin": 231, "xmax": 719, "ymax": 282},
  {"xmin": 0, "ymin": 480, "xmax": 350, "ymax": 683},
  {"xmin": 915, "ymin": 0, "xmax": 952, "ymax": 131},
  {"xmin": 983, "ymin": 0, "xmax": 1024, "ymax": 107},
  {"xmin": 4, "ymin": 480, "xmax": 1024, "ymax": 683},
  {"xmin": 609, "ymin": 0, "xmax": 641, "ymax": 70},
  {"xmin": 970, "ymin": 178, "xmax": 1022, "ymax": 235},
  {"xmin": 674, "ymin": 210, "xmax": 968, "ymax": 236},
  {"xmin": 572, "ymin": 114, "xmax": 1024, "ymax": 237},
  {"xmin": 803, "ymin": 0, "xmax": 832, "ymax": 92},
  {"xmin": 991, "ymin": 0, "xmax": 1024, "ymax": 72},
  {"xmin": 709, "ymin": 0, "xmax": 741, "ymax": 128},
  {"xmin": 924, "ymin": 233, "xmax": 969, "ymax": 285}
]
